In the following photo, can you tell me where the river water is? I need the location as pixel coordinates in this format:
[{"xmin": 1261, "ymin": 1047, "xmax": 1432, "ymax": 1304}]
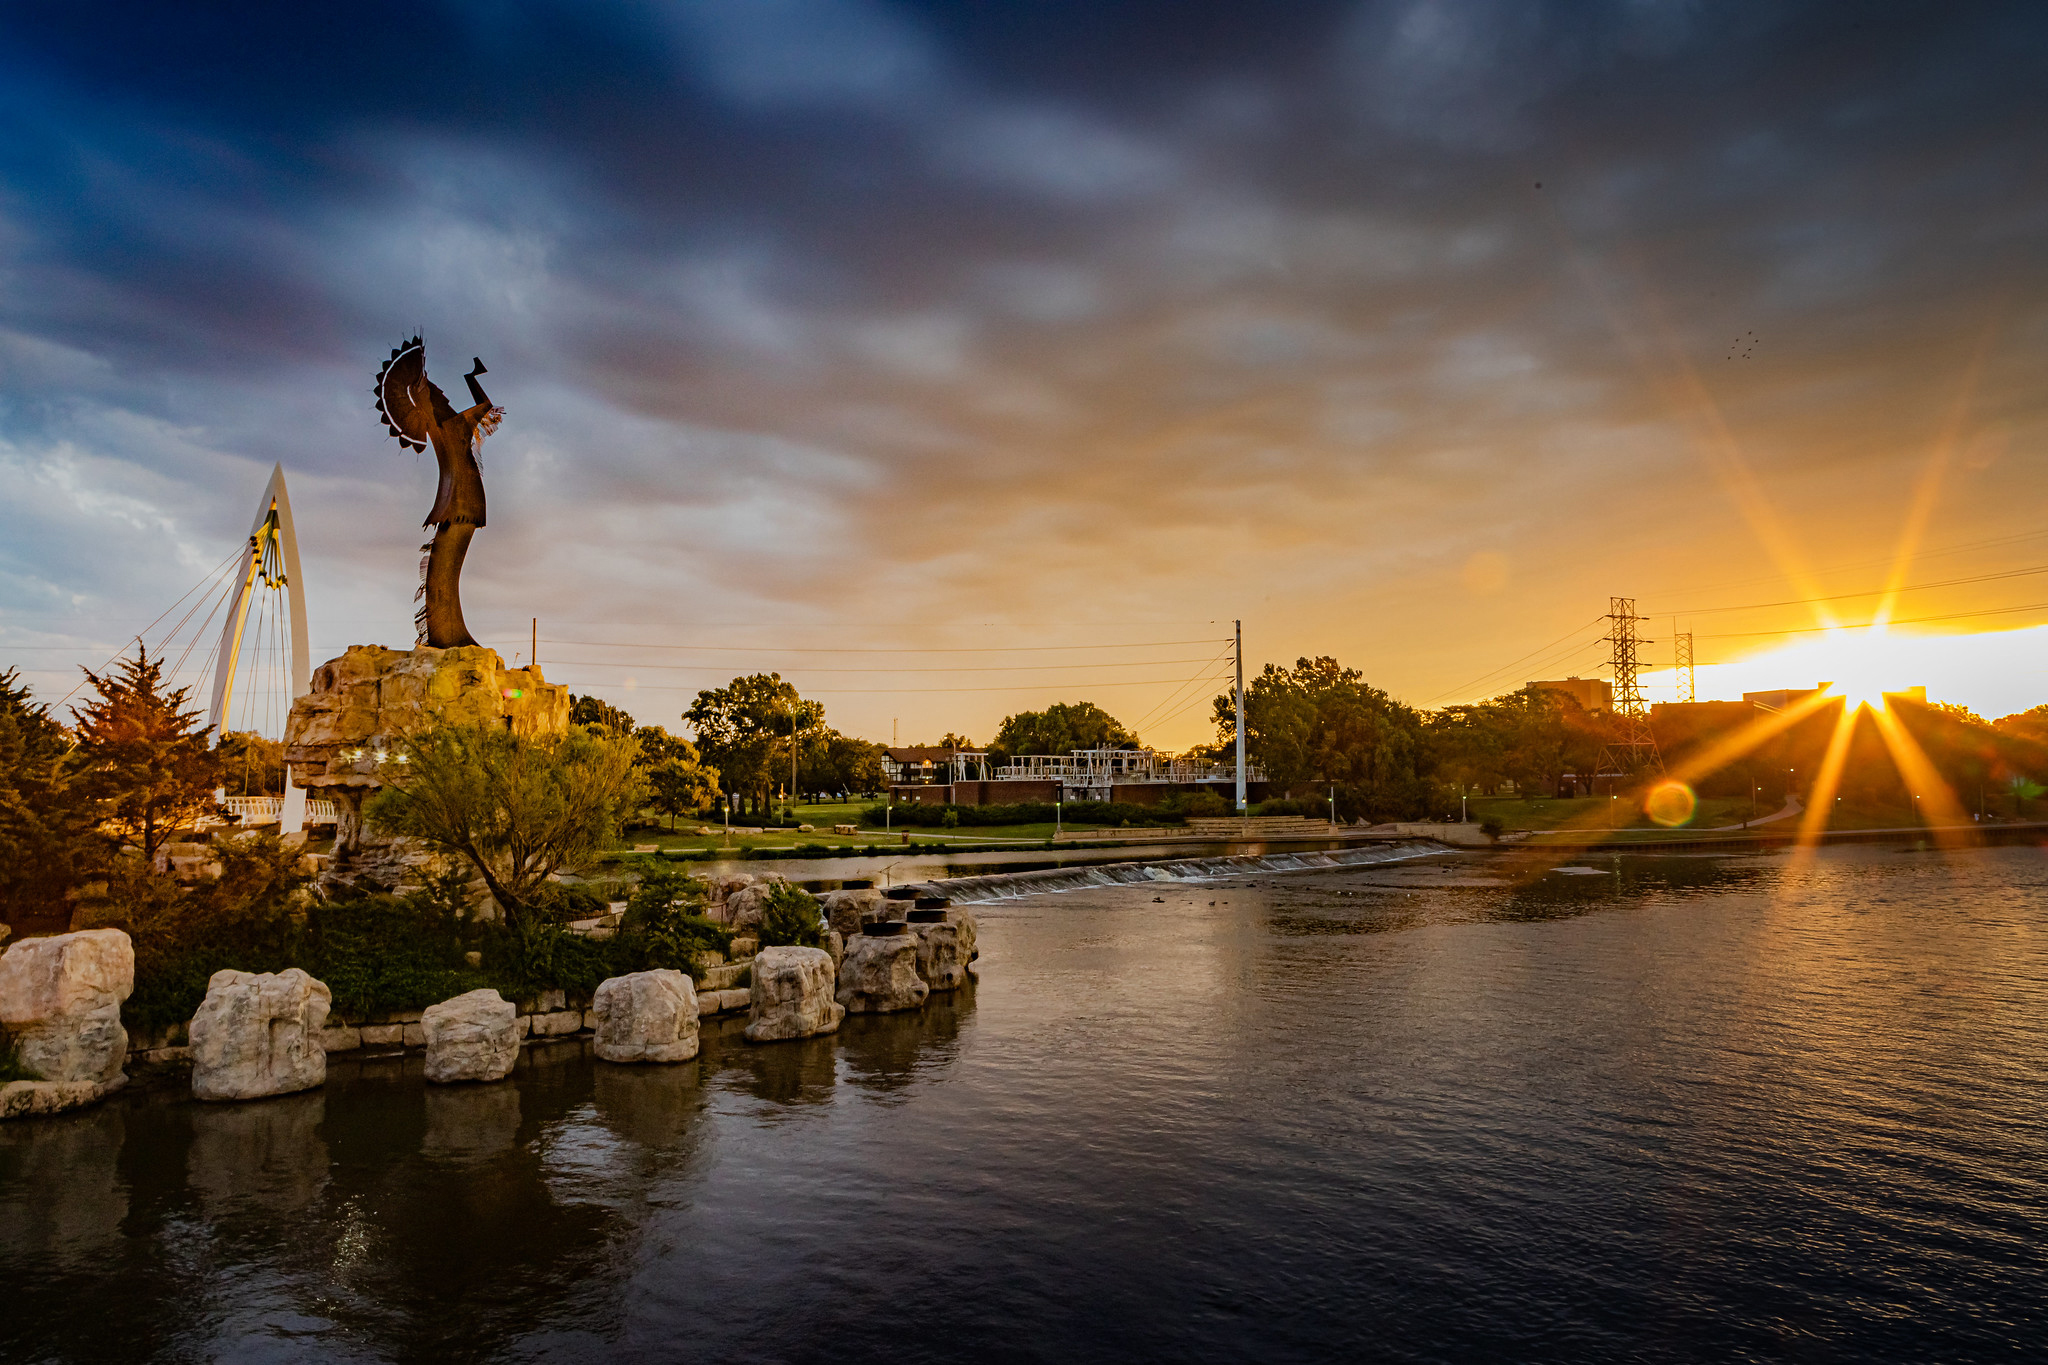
[{"xmin": 4, "ymin": 843, "xmax": 2045, "ymax": 1362}]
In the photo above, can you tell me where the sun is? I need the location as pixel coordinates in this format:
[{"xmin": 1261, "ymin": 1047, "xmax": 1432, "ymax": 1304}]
[{"xmin": 1808, "ymin": 626, "xmax": 1910, "ymax": 711}]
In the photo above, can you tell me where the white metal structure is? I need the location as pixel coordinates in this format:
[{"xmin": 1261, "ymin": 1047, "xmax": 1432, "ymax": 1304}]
[{"xmin": 206, "ymin": 464, "xmax": 312, "ymax": 834}]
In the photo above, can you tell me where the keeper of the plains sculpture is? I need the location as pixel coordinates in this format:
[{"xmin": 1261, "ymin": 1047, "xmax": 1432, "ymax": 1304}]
[{"xmin": 373, "ymin": 337, "xmax": 503, "ymax": 647}]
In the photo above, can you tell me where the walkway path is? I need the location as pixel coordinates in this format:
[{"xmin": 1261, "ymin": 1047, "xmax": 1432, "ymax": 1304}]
[{"xmin": 1708, "ymin": 796, "xmax": 1804, "ymax": 830}]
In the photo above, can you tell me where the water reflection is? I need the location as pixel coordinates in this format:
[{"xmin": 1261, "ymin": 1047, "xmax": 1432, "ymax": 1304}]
[
  {"xmin": 835, "ymin": 982, "xmax": 974, "ymax": 1097},
  {"xmin": 2, "ymin": 846, "xmax": 2044, "ymax": 1363},
  {"xmin": 0, "ymin": 1103, "xmax": 127, "ymax": 1271},
  {"xmin": 187, "ymin": 1089, "xmax": 328, "ymax": 1214}
]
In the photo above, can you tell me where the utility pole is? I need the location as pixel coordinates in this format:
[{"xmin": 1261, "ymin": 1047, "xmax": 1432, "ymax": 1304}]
[
  {"xmin": 1675, "ymin": 628, "xmax": 1695, "ymax": 704},
  {"xmin": 1234, "ymin": 619, "xmax": 1247, "ymax": 812},
  {"xmin": 531, "ymin": 618, "xmax": 537, "ymax": 671}
]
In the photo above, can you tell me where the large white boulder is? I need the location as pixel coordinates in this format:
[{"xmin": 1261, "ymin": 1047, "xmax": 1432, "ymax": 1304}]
[
  {"xmin": 743, "ymin": 945, "xmax": 844, "ymax": 1042},
  {"xmin": 0, "ymin": 928, "xmax": 133, "ymax": 1085},
  {"xmin": 592, "ymin": 970, "xmax": 700, "ymax": 1063},
  {"xmin": 188, "ymin": 968, "xmax": 332, "ymax": 1101},
  {"xmin": 910, "ymin": 916, "xmax": 973, "ymax": 992},
  {"xmin": 836, "ymin": 931, "xmax": 929, "ymax": 1014},
  {"xmin": 421, "ymin": 989, "xmax": 520, "ymax": 1083}
]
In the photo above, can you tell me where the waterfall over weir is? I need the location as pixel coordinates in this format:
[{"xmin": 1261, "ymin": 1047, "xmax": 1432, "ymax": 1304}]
[{"xmin": 930, "ymin": 839, "xmax": 1450, "ymax": 904}]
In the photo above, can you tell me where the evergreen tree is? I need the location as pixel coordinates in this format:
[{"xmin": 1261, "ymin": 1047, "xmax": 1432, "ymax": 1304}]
[
  {"xmin": 74, "ymin": 647, "xmax": 221, "ymax": 864},
  {"xmin": 0, "ymin": 667, "xmax": 105, "ymax": 934}
]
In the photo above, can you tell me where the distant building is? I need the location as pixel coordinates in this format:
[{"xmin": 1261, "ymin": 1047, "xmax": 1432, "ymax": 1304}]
[
  {"xmin": 882, "ymin": 746, "xmax": 983, "ymax": 786},
  {"xmin": 1527, "ymin": 676, "xmax": 1611, "ymax": 713}
]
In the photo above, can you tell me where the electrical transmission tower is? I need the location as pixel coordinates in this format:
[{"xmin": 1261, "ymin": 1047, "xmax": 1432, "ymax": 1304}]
[
  {"xmin": 1598, "ymin": 596, "xmax": 1662, "ymax": 782},
  {"xmin": 1675, "ymin": 630, "xmax": 1695, "ymax": 704}
]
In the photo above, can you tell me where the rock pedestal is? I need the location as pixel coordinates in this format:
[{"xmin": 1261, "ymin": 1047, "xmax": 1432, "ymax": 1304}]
[
  {"xmin": 819, "ymin": 889, "xmax": 886, "ymax": 937},
  {"xmin": 189, "ymin": 968, "xmax": 332, "ymax": 1101},
  {"xmin": 0, "ymin": 929, "xmax": 134, "ymax": 1117},
  {"xmin": 422, "ymin": 989, "xmax": 521, "ymax": 1083},
  {"xmin": 712, "ymin": 874, "xmax": 788, "ymax": 929},
  {"xmin": 592, "ymin": 970, "xmax": 700, "ymax": 1063},
  {"xmin": 281, "ymin": 644, "xmax": 569, "ymax": 891},
  {"xmin": 836, "ymin": 933, "xmax": 929, "ymax": 1014},
  {"xmin": 910, "ymin": 914, "xmax": 975, "ymax": 992},
  {"xmin": 744, "ymin": 946, "xmax": 844, "ymax": 1043}
]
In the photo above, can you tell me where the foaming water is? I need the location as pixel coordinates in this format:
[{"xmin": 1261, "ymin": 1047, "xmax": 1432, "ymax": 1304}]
[
  {"xmin": 3, "ymin": 843, "xmax": 2045, "ymax": 1362},
  {"xmin": 934, "ymin": 838, "xmax": 1447, "ymax": 901}
]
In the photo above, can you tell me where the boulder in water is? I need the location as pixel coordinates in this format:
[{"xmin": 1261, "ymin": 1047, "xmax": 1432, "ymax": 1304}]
[
  {"xmin": 189, "ymin": 968, "xmax": 332, "ymax": 1101},
  {"xmin": 422, "ymin": 989, "xmax": 520, "ymax": 1083},
  {"xmin": 836, "ymin": 931, "xmax": 929, "ymax": 1013},
  {"xmin": 0, "ymin": 928, "xmax": 133, "ymax": 1086},
  {"xmin": 592, "ymin": 970, "xmax": 700, "ymax": 1063},
  {"xmin": 743, "ymin": 945, "xmax": 843, "ymax": 1042},
  {"xmin": 910, "ymin": 914, "xmax": 974, "ymax": 992}
]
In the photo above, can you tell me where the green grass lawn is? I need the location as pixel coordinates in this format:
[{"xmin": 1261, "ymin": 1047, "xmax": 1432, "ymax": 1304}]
[
  {"xmin": 1469, "ymin": 793, "xmax": 1782, "ymax": 835},
  {"xmin": 614, "ymin": 798, "xmax": 1138, "ymax": 857}
]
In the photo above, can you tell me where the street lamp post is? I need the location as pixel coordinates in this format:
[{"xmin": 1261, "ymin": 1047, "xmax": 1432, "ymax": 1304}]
[{"xmin": 1055, "ymin": 800, "xmax": 1063, "ymax": 839}]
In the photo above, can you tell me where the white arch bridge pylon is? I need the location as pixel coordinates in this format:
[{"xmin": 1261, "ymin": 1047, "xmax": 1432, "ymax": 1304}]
[{"xmin": 205, "ymin": 463, "xmax": 314, "ymax": 835}]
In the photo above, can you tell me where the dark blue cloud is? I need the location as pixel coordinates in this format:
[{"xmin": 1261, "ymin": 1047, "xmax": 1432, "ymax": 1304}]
[{"xmin": 1, "ymin": 1, "xmax": 2045, "ymax": 741}]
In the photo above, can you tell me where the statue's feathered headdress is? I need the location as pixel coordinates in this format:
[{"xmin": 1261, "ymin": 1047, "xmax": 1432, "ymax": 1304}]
[{"xmin": 374, "ymin": 336, "xmax": 431, "ymax": 452}]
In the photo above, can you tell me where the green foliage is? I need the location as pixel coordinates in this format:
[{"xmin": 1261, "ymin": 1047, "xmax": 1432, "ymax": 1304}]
[
  {"xmin": 1160, "ymin": 789, "xmax": 1230, "ymax": 817},
  {"xmin": 988, "ymin": 701, "xmax": 1140, "ymax": 763},
  {"xmin": 864, "ymin": 799, "xmax": 1180, "ymax": 828},
  {"xmin": 74, "ymin": 646, "xmax": 221, "ymax": 864},
  {"xmin": 940, "ymin": 807, "xmax": 960, "ymax": 828},
  {"xmin": 74, "ymin": 833, "xmax": 311, "ymax": 1034},
  {"xmin": 1479, "ymin": 815, "xmax": 1506, "ymax": 841},
  {"xmin": 0, "ymin": 666, "xmax": 105, "ymax": 935},
  {"xmin": 1213, "ymin": 656, "xmax": 1441, "ymax": 822},
  {"xmin": 570, "ymin": 694, "xmax": 637, "ymax": 734},
  {"xmin": 529, "ymin": 880, "xmax": 609, "ymax": 923},
  {"xmin": 0, "ymin": 1034, "xmax": 39, "ymax": 1083},
  {"xmin": 365, "ymin": 724, "xmax": 647, "ymax": 926},
  {"xmin": 757, "ymin": 882, "xmax": 824, "ymax": 949},
  {"xmin": 217, "ymin": 730, "xmax": 285, "ymax": 797},
  {"xmin": 304, "ymin": 891, "xmax": 482, "ymax": 1020}
]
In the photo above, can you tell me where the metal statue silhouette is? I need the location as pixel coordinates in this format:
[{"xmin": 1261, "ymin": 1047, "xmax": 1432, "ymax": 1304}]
[{"xmin": 373, "ymin": 336, "xmax": 503, "ymax": 647}]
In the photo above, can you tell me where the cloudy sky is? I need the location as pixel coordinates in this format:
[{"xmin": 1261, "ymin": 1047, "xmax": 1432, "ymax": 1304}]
[{"xmin": 3, "ymin": 0, "xmax": 2045, "ymax": 748}]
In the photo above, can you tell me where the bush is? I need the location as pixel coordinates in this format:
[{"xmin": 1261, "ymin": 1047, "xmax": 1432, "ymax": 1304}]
[
  {"xmin": 940, "ymin": 808, "xmax": 960, "ymax": 828},
  {"xmin": 74, "ymin": 834, "xmax": 309, "ymax": 1034},
  {"xmin": 306, "ymin": 891, "xmax": 483, "ymax": 1019},
  {"xmin": 1479, "ymin": 815, "xmax": 1505, "ymax": 841},
  {"xmin": 758, "ymin": 882, "xmax": 824, "ymax": 949}
]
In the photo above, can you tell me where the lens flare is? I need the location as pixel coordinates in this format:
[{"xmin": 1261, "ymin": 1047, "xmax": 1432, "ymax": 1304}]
[{"xmin": 1645, "ymin": 781, "xmax": 1698, "ymax": 827}]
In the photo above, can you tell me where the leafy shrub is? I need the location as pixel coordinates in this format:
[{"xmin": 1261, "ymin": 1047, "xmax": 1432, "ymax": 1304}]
[
  {"xmin": 75, "ymin": 834, "xmax": 309, "ymax": 1034},
  {"xmin": 305, "ymin": 891, "xmax": 482, "ymax": 1019},
  {"xmin": 1161, "ymin": 789, "xmax": 1230, "ymax": 817},
  {"xmin": 940, "ymin": 808, "xmax": 960, "ymax": 828},
  {"xmin": 1479, "ymin": 816, "xmax": 1506, "ymax": 841},
  {"xmin": 758, "ymin": 882, "xmax": 824, "ymax": 949}
]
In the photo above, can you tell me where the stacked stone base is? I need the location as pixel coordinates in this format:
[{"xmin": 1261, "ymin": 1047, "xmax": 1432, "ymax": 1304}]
[{"xmin": 0, "ymin": 1074, "xmax": 126, "ymax": 1119}]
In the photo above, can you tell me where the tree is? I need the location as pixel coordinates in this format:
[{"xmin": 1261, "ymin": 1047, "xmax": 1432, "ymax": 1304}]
[
  {"xmin": 1210, "ymin": 657, "xmax": 1436, "ymax": 820},
  {"xmin": 648, "ymin": 749, "xmax": 721, "ymax": 829},
  {"xmin": 74, "ymin": 647, "xmax": 221, "ymax": 865},
  {"xmin": 365, "ymin": 725, "xmax": 647, "ymax": 925},
  {"xmin": 684, "ymin": 674, "xmax": 823, "ymax": 815},
  {"xmin": 570, "ymin": 694, "xmax": 637, "ymax": 734},
  {"xmin": 938, "ymin": 731, "xmax": 975, "ymax": 749},
  {"xmin": 989, "ymin": 702, "xmax": 1139, "ymax": 762},
  {"xmin": 217, "ymin": 730, "xmax": 285, "ymax": 796},
  {"xmin": 0, "ymin": 667, "xmax": 105, "ymax": 934}
]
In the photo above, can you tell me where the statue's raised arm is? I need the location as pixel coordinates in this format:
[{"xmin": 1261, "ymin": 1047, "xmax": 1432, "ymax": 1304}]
[{"xmin": 373, "ymin": 336, "xmax": 504, "ymax": 647}]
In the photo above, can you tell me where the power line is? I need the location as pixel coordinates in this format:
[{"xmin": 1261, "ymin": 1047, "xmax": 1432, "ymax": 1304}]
[
  {"xmin": 1424, "ymin": 617, "xmax": 1607, "ymax": 704},
  {"xmin": 1647, "ymin": 561, "xmax": 2048, "ymax": 617},
  {"xmin": 536, "ymin": 636, "xmax": 1227, "ymax": 654},
  {"xmin": 529, "ymin": 655, "xmax": 1224, "ymax": 675}
]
